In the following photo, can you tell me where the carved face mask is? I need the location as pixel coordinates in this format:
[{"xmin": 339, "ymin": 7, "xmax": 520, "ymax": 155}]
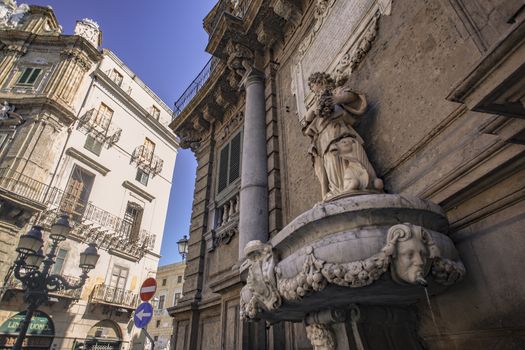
[{"xmin": 392, "ymin": 237, "xmax": 429, "ymax": 284}]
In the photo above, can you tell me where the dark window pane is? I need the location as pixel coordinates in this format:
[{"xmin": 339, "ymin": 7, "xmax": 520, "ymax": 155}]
[
  {"xmin": 84, "ymin": 135, "xmax": 103, "ymax": 156},
  {"xmin": 135, "ymin": 169, "xmax": 149, "ymax": 186}
]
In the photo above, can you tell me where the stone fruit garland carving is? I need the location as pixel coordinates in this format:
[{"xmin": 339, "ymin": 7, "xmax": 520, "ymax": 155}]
[{"xmin": 240, "ymin": 223, "xmax": 466, "ymax": 320}]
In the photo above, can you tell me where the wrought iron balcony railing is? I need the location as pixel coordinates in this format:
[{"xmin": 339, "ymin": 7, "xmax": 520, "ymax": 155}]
[
  {"xmin": 130, "ymin": 145, "xmax": 164, "ymax": 176},
  {"xmin": 41, "ymin": 188, "xmax": 156, "ymax": 257},
  {"xmin": 4, "ymin": 274, "xmax": 82, "ymax": 299},
  {"xmin": 0, "ymin": 168, "xmax": 50, "ymax": 204},
  {"xmin": 0, "ymin": 168, "xmax": 156, "ymax": 258},
  {"xmin": 89, "ymin": 284, "xmax": 138, "ymax": 309},
  {"xmin": 77, "ymin": 108, "xmax": 122, "ymax": 147},
  {"xmin": 172, "ymin": 57, "xmax": 219, "ymax": 118}
]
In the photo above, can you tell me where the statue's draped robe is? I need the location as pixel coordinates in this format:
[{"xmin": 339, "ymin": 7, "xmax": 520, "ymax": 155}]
[{"xmin": 304, "ymin": 88, "xmax": 374, "ymax": 200}]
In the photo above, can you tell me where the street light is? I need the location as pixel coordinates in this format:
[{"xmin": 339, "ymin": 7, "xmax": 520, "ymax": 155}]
[
  {"xmin": 11, "ymin": 214, "xmax": 99, "ymax": 350},
  {"xmin": 177, "ymin": 235, "xmax": 189, "ymax": 260}
]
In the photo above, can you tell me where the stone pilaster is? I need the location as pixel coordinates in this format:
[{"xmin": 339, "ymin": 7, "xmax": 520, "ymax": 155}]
[
  {"xmin": 0, "ymin": 44, "xmax": 27, "ymax": 85},
  {"xmin": 238, "ymin": 69, "xmax": 269, "ymax": 260},
  {"xmin": 44, "ymin": 48, "xmax": 92, "ymax": 106}
]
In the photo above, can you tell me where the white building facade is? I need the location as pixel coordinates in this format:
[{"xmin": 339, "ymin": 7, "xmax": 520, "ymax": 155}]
[{"xmin": 0, "ymin": 4, "xmax": 177, "ymax": 350}]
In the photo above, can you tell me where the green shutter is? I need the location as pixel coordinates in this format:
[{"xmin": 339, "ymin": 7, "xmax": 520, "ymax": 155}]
[
  {"xmin": 229, "ymin": 132, "xmax": 241, "ymax": 183},
  {"xmin": 18, "ymin": 68, "xmax": 33, "ymax": 84},
  {"xmin": 27, "ymin": 68, "xmax": 42, "ymax": 84},
  {"xmin": 218, "ymin": 144, "xmax": 230, "ymax": 193}
]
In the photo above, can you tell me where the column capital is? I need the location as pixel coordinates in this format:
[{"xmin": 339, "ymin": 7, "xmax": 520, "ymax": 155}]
[{"xmin": 242, "ymin": 68, "xmax": 265, "ymax": 88}]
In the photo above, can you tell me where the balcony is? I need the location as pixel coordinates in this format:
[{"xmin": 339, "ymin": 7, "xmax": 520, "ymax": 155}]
[
  {"xmin": 89, "ymin": 284, "xmax": 138, "ymax": 309},
  {"xmin": 41, "ymin": 188, "xmax": 156, "ymax": 260},
  {"xmin": 3, "ymin": 274, "xmax": 82, "ymax": 300},
  {"xmin": 77, "ymin": 108, "xmax": 122, "ymax": 147},
  {"xmin": 0, "ymin": 168, "xmax": 50, "ymax": 204},
  {"xmin": 204, "ymin": 0, "xmax": 253, "ymax": 34},
  {"xmin": 173, "ymin": 57, "xmax": 220, "ymax": 118},
  {"xmin": 130, "ymin": 145, "xmax": 164, "ymax": 177}
]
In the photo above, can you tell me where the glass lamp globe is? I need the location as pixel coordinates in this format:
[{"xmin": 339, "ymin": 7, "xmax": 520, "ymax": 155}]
[
  {"xmin": 25, "ymin": 248, "xmax": 45, "ymax": 269},
  {"xmin": 16, "ymin": 226, "xmax": 44, "ymax": 255},
  {"xmin": 177, "ymin": 235, "xmax": 189, "ymax": 259},
  {"xmin": 50, "ymin": 214, "xmax": 71, "ymax": 241},
  {"xmin": 79, "ymin": 243, "xmax": 100, "ymax": 271}
]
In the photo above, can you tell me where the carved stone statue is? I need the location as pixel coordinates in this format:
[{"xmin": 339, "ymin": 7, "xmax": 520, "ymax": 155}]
[
  {"xmin": 240, "ymin": 240, "xmax": 281, "ymax": 320},
  {"xmin": 0, "ymin": 0, "xmax": 28, "ymax": 29},
  {"xmin": 226, "ymin": 41, "xmax": 254, "ymax": 79},
  {"xmin": 303, "ymin": 72, "xmax": 383, "ymax": 201},
  {"xmin": 382, "ymin": 224, "xmax": 440, "ymax": 285},
  {"xmin": 0, "ymin": 101, "xmax": 11, "ymax": 119},
  {"xmin": 305, "ymin": 323, "xmax": 336, "ymax": 350}
]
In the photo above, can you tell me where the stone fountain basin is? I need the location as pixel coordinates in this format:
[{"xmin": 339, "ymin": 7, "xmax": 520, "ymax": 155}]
[{"xmin": 266, "ymin": 194, "xmax": 459, "ymax": 321}]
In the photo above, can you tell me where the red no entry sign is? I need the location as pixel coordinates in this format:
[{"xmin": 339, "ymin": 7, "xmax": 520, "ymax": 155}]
[{"xmin": 140, "ymin": 278, "xmax": 157, "ymax": 301}]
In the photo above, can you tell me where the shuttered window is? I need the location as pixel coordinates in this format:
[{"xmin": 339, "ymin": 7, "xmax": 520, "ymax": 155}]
[
  {"xmin": 217, "ymin": 131, "xmax": 242, "ymax": 193},
  {"xmin": 17, "ymin": 67, "xmax": 42, "ymax": 85}
]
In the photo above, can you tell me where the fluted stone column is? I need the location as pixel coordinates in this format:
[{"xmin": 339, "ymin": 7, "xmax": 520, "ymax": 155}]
[{"xmin": 239, "ymin": 69, "xmax": 269, "ymax": 260}]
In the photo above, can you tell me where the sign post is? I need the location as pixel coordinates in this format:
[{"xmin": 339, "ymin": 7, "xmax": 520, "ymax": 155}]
[{"xmin": 135, "ymin": 278, "xmax": 158, "ymax": 350}]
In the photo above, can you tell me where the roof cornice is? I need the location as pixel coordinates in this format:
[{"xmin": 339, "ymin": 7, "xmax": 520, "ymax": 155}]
[{"xmin": 94, "ymin": 68, "xmax": 179, "ymax": 149}]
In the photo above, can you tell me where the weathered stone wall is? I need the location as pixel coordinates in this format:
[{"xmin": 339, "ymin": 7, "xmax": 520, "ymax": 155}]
[{"xmin": 273, "ymin": 0, "xmax": 525, "ymax": 348}]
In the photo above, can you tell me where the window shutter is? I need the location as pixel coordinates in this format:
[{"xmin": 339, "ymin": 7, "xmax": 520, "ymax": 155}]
[
  {"xmin": 218, "ymin": 144, "xmax": 229, "ymax": 193},
  {"xmin": 19, "ymin": 68, "xmax": 32, "ymax": 83},
  {"xmin": 229, "ymin": 132, "xmax": 241, "ymax": 183},
  {"xmin": 27, "ymin": 69, "xmax": 41, "ymax": 84}
]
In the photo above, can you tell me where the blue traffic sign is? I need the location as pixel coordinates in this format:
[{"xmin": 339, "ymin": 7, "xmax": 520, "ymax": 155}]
[{"xmin": 134, "ymin": 302, "xmax": 153, "ymax": 329}]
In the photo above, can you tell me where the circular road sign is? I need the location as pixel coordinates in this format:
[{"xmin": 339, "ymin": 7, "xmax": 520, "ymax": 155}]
[
  {"xmin": 134, "ymin": 302, "xmax": 153, "ymax": 329},
  {"xmin": 140, "ymin": 278, "xmax": 157, "ymax": 301}
]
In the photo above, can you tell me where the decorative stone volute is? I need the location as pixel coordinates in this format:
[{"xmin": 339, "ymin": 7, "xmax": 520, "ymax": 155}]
[
  {"xmin": 239, "ymin": 240, "xmax": 281, "ymax": 320},
  {"xmin": 256, "ymin": 19, "xmax": 283, "ymax": 47},
  {"xmin": 270, "ymin": 0, "xmax": 302, "ymax": 27}
]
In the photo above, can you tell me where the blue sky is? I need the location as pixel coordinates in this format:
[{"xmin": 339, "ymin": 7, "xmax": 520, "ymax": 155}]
[{"xmin": 23, "ymin": 0, "xmax": 217, "ymax": 265}]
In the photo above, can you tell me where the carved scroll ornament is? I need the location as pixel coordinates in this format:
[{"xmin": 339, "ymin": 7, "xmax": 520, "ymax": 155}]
[
  {"xmin": 239, "ymin": 224, "xmax": 466, "ymax": 320},
  {"xmin": 240, "ymin": 240, "xmax": 281, "ymax": 320}
]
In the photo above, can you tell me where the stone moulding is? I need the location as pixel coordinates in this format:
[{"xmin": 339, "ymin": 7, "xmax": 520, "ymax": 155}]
[{"xmin": 239, "ymin": 195, "xmax": 466, "ymax": 321}]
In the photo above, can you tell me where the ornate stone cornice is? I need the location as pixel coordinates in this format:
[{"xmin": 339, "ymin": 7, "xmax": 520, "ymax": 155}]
[
  {"xmin": 2, "ymin": 43, "xmax": 27, "ymax": 55},
  {"xmin": 60, "ymin": 47, "xmax": 92, "ymax": 71}
]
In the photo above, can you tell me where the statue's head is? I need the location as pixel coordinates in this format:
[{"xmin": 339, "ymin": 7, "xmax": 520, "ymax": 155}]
[
  {"xmin": 308, "ymin": 72, "xmax": 335, "ymax": 94},
  {"xmin": 383, "ymin": 224, "xmax": 439, "ymax": 285}
]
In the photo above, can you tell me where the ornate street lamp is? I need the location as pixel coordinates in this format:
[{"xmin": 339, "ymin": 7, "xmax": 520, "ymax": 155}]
[
  {"xmin": 177, "ymin": 235, "xmax": 189, "ymax": 261},
  {"xmin": 11, "ymin": 215, "xmax": 99, "ymax": 350}
]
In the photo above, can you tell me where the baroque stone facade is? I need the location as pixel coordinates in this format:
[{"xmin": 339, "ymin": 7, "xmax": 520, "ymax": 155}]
[{"xmin": 169, "ymin": 0, "xmax": 525, "ymax": 349}]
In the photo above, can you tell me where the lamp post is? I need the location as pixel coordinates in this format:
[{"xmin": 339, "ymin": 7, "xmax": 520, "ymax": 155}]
[
  {"xmin": 11, "ymin": 214, "xmax": 100, "ymax": 350},
  {"xmin": 177, "ymin": 235, "xmax": 189, "ymax": 261}
]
